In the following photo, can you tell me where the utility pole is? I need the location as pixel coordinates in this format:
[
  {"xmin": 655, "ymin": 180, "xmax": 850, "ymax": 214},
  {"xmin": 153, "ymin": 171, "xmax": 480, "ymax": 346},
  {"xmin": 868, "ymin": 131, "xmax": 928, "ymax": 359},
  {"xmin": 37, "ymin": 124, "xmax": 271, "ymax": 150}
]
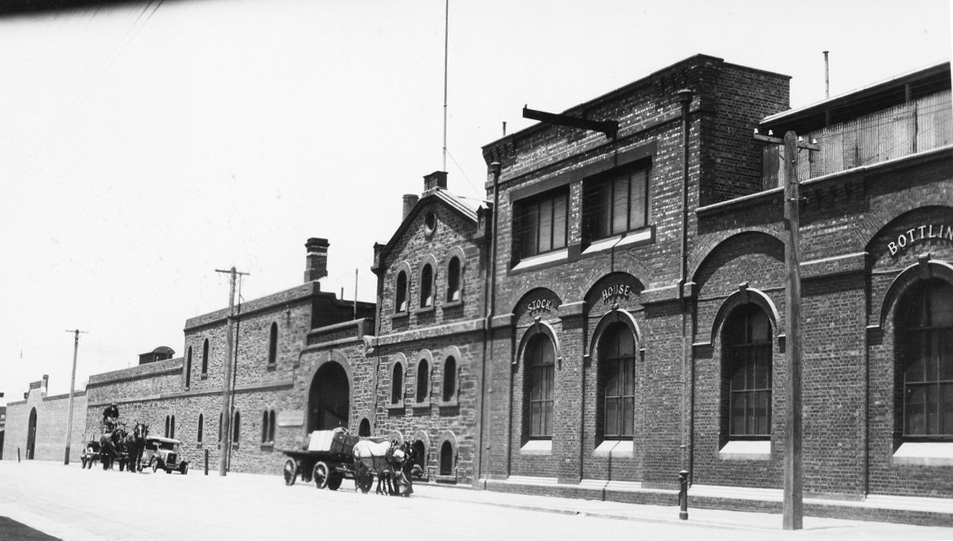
[
  {"xmin": 753, "ymin": 129, "xmax": 817, "ymax": 530},
  {"xmin": 64, "ymin": 329, "xmax": 87, "ymax": 465},
  {"xmin": 215, "ymin": 267, "xmax": 248, "ymax": 476},
  {"xmin": 782, "ymin": 131, "xmax": 803, "ymax": 530}
]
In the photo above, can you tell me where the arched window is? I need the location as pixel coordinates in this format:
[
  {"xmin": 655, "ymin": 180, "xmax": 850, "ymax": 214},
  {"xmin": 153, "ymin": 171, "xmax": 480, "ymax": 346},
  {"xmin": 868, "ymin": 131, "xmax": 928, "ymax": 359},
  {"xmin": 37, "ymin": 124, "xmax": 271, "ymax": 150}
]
[
  {"xmin": 170, "ymin": 415, "xmax": 175, "ymax": 439},
  {"xmin": 442, "ymin": 356, "xmax": 457, "ymax": 402},
  {"xmin": 897, "ymin": 278, "xmax": 953, "ymax": 438},
  {"xmin": 201, "ymin": 338, "xmax": 210, "ymax": 375},
  {"xmin": 261, "ymin": 410, "xmax": 269, "ymax": 444},
  {"xmin": 185, "ymin": 346, "xmax": 193, "ymax": 388},
  {"xmin": 420, "ymin": 264, "xmax": 434, "ymax": 308},
  {"xmin": 446, "ymin": 257, "xmax": 461, "ymax": 302},
  {"xmin": 197, "ymin": 414, "xmax": 204, "ymax": 444},
  {"xmin": 525, "ymin": 333, "xmax": 555, "ymax": 438},
  {"xmin": 391, "ymin": 362, "xmax": 404, "ymax": 405},
  {"xmin": 723, "ymin": 304, "xmax": 772, "ymax": 439},
  {"xmin": 599, "ymin": 322, "xmax": 636, "ymax": 439},
  {"xmin": 359, "ymin": 418, "xmax": 371, "ymax": 437},
  {"xmin": 416, "ymin": 359, "xmax": 430, "ymax": 403},
  {"xmin": 268, "ymin": 322, "xmax": 278, "ymax": 366},
  {"xmin": 439, "ymin": 441, "xmax": 453, "ymax": 476},
  {"xmin": 165, "ymin": 415, "xmax": 171, "ymax": 438},
  {"xmin": 269, "ymin": 410, "xmax": 276, "ymax": 443},
  {"xmin": 233, "ymin": 410, "xmax": 241, "ymax": 444},
  {"xmin": 396, "ymin": 271, "xmax": 408, "ymax": 313}
]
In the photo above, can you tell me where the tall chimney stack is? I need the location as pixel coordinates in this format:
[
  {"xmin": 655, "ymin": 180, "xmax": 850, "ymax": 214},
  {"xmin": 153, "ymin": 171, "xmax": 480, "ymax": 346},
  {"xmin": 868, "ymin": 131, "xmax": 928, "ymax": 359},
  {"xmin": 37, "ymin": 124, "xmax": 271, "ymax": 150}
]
[
  {"xmin": 304, "ymin": 238, "xmax": 329, "ymax": 284},
  {"xmin": 402, "ymin": 194, "xmax": 419, "ymax": 221}
]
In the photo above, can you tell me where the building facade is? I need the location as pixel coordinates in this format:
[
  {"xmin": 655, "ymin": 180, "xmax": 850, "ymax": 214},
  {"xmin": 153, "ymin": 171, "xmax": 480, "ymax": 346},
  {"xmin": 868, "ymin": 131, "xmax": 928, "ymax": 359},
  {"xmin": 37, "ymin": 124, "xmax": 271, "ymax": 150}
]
[{"xmin": 3, "ymin": 54, "xmax": 950, "ymax": 520}]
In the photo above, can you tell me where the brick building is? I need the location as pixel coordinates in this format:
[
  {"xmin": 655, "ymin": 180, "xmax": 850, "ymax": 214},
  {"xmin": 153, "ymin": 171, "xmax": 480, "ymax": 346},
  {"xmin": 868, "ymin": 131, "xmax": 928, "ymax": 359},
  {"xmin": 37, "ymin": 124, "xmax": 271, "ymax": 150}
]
[
  {"xmin": 3, "ymin": 54, "xmax": 950, "ymax": 521},
  {"xmin": 3, "ymin": 375, "xmax": 88, "ymax": 463},
  {"xmin": 477, "ymin": 54, "xmax": 952, "ymax": 510}
]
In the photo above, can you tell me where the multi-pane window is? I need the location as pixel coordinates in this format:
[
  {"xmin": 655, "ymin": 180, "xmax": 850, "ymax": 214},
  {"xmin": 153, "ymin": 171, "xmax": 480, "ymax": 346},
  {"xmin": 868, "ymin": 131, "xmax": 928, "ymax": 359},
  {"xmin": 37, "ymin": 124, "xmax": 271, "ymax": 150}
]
[
  {"xmin": 898, "ymin": 279, "xmax": 953, "ymax": 438},
  {"xmin": 525, "ymin": 334, "xmax": 555, "ymax": 438},
  {"xmin": 391, "ymin": 362, "xmax": 404, "ymax": 405},
  {"xmin": 446, "ymin": 257, "xmax": 461, "ymax": 302},
  {"xmin": 420, "ymin": 264, "xmax": 434, "ymax": 308},
  {"xmin": 600, "ymin": 323, "xmax": 636, "ymax": 439},
  {"xmin": 515, "ymin": 190, "xmax": 568, "ymax": 259},
  {"xmin": 396, "ymin": 271, "xmax": 409, "ymax": 313},
  {"xmin": 268, "ymin": 323, "xmax": 278, "ymax": 366},
  {"xmin": 416, "ymin": 359, "xmax": 430, "ymax": 402},
  {"xmin": 724, "ymin": 304, "xmax": 772, "ymax": 438},
  {"xmin": 442, "ymin": 356, "xmax": 457, "ymax": 402},
  {"xmin": 583, "ymin": 167, "xmax": 648, "ymax": 241}
]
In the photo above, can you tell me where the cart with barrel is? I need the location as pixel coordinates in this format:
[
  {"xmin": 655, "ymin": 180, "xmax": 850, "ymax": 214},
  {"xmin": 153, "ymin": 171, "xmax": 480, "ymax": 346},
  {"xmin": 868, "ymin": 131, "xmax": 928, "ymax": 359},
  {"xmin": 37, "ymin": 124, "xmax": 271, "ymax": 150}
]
[{"xmin": 280, "ymin": 428, "xmax": 359, "ymax": 491}]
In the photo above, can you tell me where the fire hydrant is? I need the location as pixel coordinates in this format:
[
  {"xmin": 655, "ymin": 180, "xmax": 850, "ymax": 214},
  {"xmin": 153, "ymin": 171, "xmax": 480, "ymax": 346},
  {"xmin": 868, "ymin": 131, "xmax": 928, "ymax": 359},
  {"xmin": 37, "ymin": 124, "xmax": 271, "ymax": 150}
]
[{"xmin": 678, "ymin": 469, "xmax": 689, "ymax": 520}]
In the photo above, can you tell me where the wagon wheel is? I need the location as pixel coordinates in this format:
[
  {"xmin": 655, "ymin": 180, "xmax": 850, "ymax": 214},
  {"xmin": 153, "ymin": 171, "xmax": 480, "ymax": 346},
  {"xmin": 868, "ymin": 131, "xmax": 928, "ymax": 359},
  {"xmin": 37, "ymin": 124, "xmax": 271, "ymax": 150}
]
[
  {"xmin": 327, "ymin": 472, "xmax": 343, "ymax": 491},
  {"xmin": 282, "ymin": 459, "xmax": 298, "ymax": 486},
  {"xmin": 313, "ymin": 462, "xmax": 330, "ymax": 490},
  {"xmin": 355, "ymin": 461, "xmax": 373, "ymax": 494}
]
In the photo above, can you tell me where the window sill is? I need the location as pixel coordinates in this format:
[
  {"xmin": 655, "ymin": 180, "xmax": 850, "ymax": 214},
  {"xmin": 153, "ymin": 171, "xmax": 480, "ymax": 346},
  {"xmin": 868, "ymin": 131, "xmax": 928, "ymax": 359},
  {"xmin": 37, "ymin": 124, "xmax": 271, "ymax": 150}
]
[
  {"xmin": 414, "ymin": 306, "xmax": 435, "ymax": 315},
  {"xmin": 392, "ymin": 311, "xmax": 409, "ymax": 321},
  {"xmin": 892, "ymin": 442, "xmax": 953, "ymax": 466},
  {"xmin": 411, "ymin": 401, "xmax": 431, "ymax": 409},
  {"xmin": 520, "ymin": 440, "xmax": 552, "ymax": 456},
  {"xmin": 582, "ymin": 227, "xmax": 654, "ymax": 256},
  {"xmin": 387, "ymin": 403, "xmax": 405, "ymax": 413},
  {"xmin": 437, "ymin": 399, "xmax": 459, "ymax": 408},
  {"xmin": 593, "ymin": 440, "xmax": 634, "ymax": 458},
  {"xmin": 719, "ymin": 440, "xmax": 771, "ymax": 461},
  {"xmin": 442, "ymin": 299, "xmax": 463, "ymax": 310},
  {"xmin": 511, "ymin": 248, "xmax": 569, "ymax": 272},
  {"xmin": 266, "ymin": 364, "xmax": 276, "ymax": 372},
  {"xmin": 260, "ymin": 443, "xmax": 274, "ymax": 452}
]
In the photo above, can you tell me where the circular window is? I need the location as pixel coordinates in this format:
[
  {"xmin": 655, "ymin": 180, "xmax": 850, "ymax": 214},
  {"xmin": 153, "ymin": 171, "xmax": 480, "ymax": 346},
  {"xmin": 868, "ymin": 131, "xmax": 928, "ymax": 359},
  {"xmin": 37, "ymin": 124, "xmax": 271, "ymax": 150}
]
[{"xmin": 424, "ymin": 212, "xmax": 437, "ymax": 236}]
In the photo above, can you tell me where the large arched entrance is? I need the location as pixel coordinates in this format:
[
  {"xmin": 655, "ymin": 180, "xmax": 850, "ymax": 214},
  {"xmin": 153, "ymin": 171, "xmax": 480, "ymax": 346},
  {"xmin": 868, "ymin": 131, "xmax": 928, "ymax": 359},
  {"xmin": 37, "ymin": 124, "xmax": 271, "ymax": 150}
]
[
  {"xmin": 307, "ymin": 362, "xmax": 350, "ymax": 432},
  {"xmin": 26, "ymin": 408, "xmax": 37, "ymax": 460}
]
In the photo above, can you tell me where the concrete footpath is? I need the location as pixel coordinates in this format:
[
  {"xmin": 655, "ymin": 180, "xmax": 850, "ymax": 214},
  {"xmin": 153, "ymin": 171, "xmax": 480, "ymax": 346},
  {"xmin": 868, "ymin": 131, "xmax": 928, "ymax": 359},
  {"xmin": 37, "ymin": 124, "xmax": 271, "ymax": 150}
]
[{"xmin": 408, "ymin": 481, "xmax": 953, "ymax": 535}]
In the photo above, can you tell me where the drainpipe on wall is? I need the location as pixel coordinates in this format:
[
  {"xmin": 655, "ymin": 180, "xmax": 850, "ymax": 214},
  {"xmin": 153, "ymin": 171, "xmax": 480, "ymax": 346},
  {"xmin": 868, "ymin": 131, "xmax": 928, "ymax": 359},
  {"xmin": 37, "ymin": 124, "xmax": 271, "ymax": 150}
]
[
  {"xmin": 477, "ymin": 161, "xmax": 501, "ymax": 487},
  {"xmin": 676, "ymin": 88, "xmax": 694, "ymax": 480}
]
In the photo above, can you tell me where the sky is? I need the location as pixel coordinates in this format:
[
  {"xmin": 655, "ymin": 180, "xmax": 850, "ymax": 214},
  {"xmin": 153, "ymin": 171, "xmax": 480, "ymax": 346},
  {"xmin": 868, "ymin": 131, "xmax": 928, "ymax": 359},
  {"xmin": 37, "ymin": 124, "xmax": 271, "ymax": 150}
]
[{"xmin": 0, "ymin": 0, "xmax": 950, "ymax": 404}]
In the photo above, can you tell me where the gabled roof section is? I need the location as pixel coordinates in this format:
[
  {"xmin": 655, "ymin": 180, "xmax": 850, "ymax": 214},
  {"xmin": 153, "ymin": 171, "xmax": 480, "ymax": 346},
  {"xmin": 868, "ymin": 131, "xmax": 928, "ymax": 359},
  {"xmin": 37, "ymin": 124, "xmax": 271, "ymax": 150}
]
[{"xmin": 378, "ymin": 188, "xmax": 488, "ymax": 262}]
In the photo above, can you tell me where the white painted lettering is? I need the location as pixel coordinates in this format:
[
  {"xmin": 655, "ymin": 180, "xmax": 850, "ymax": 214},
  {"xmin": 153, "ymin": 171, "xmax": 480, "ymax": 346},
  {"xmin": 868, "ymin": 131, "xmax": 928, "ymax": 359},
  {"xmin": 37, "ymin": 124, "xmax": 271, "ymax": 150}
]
[{"xmin": 888, "ymin": 241, "xmax": 898, "ymax": 256}]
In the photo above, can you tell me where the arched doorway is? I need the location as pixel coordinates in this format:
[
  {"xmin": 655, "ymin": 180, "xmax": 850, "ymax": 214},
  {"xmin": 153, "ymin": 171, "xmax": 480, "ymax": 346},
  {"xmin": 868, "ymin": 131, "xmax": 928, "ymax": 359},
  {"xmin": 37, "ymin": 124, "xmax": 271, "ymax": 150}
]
[
  {"xmin": 307, "ymin": 362, "xmax": 350, "ymax": 432},
  {"xmin": 26, "ymin": 408, "xmax": 37, "ymax": 460}
]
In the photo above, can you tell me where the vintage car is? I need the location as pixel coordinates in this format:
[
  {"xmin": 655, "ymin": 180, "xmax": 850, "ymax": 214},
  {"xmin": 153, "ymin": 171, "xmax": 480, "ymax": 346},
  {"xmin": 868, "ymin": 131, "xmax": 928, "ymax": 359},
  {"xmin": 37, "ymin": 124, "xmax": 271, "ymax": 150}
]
[
  {"xmin": 80, "ymin": 440, "xmax": 101, "ymax": 469},
  {"xmin": 141, "ymin": 436, "xmax": 189, "ymax": 474}
]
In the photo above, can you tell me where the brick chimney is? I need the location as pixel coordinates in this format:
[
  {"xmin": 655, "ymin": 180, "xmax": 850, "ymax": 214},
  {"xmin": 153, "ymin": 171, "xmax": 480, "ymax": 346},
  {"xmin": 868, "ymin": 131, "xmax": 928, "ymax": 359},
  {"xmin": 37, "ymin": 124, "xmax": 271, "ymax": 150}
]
[
  {"xmin": 402, "ymin": 194, "xmax": 419, "ymax": 221},
  {"xmin": 304, "ymin": 238, "xmax": 329, "ymax": 283},
  {"xmin": 424, "ymin": 171, "xmax": 448, "ymax": 191}
]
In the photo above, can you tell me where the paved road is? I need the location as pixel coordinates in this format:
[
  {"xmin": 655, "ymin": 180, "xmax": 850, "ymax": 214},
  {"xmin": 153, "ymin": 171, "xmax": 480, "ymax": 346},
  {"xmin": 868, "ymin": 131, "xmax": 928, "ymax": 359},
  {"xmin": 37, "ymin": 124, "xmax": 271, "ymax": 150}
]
[{"xmin": 1, "ymin": 460, "xmax": 951, "ymax": 540}]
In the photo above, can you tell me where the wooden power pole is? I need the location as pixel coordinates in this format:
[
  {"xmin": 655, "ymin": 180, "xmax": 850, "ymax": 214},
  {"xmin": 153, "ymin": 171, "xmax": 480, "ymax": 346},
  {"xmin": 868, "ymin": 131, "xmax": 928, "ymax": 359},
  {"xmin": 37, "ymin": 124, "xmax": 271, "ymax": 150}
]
[
  {"xmin": 782, "ymin": 130, "xmax": 803, "ymax": 530},
  {"xmin": 64, "ymin": 329, "xmax": 87, "ymax": 465},
  {"xmin": 216, "ymin": 267, "xmax": 247, "ymax": 476}
]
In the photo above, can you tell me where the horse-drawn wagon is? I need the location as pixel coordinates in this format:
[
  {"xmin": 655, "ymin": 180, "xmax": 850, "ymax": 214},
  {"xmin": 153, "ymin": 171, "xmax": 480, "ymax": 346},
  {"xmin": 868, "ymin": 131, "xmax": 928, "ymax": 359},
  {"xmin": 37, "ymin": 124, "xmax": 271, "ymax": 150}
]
[{"xmin": 280, "ymin": 428, "xmax": 413, "ymax": 495}]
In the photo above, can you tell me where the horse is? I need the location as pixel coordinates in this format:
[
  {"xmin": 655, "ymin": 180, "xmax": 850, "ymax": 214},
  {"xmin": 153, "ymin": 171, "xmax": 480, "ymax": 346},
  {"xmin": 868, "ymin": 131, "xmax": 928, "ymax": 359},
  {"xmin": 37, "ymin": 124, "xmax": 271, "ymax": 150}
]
[
  {"xmin": 99, "ymin": 422, "xmax": 127, "ymax": 470},
  {"xmin": 122, "ymin": 423, "xmax": 148, "ymax": 473},
  {"xmin": 352, "ymin": 439, "xmax": 404, "ymax": 495}
]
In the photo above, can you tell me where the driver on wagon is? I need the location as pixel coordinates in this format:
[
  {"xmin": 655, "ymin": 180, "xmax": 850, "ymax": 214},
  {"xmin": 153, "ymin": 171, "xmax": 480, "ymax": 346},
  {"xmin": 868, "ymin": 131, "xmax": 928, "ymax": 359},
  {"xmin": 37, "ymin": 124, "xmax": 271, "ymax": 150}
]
[{"xmin": 103, "ymin": 402, "xmax": 119, "ymax": 432}]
